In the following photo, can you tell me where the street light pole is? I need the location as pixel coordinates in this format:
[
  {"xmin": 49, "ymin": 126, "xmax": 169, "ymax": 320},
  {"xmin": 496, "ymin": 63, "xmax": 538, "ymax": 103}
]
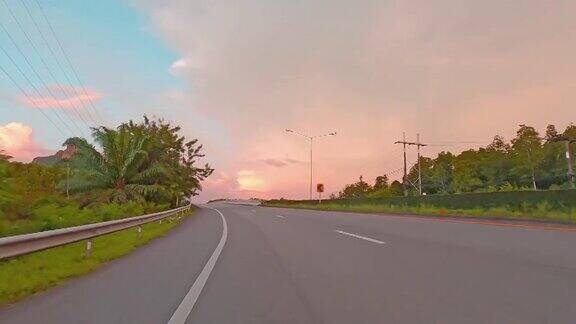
[
  {"xmin": 310, "ymin": 137, "xmax": 313, "ymax": 200},
  {"xmin": 285, "ymin": 129, "xmax": 337, "ymax": 200}
]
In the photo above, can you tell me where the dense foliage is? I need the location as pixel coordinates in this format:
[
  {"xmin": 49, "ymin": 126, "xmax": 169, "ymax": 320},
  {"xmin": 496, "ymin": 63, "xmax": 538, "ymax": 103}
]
[
  {"xmin": 0, "ymin": 117, "xmax": 213, "ymax": 236},
  {"xmin": 0, "ymin": 152, "xmax": 63, "ymax": 220},
  {"xmin": 64, "ymin": 116, "xmax": 213, "ymax": 205},
  {"xmin": 334, "ymin": 175, "xmax": 403, "ymax": 199},
  {"xmin": 337, "ymin": 124, "xmax": 575, "ymax": 199},
  {"xmin": 266, "ymin": 189, "xmax": 576, "ymax": 223},
  {"xmin": 276, "ymin": 189, "xmax": 576, "ymax": 212}
]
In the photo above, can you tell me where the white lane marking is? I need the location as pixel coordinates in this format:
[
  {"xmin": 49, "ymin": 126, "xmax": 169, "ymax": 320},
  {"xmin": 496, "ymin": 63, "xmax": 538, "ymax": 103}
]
[
  {"xmin": 335, "ymin": 230, "xmax": 385, "ymax": 245},
  {"xmin": 168, "ymin": 207, "xmax": 228, "ymax": 324},
  {"xmin": 275, "ymin": 215, "xmax": 286, "ymax": 219}
]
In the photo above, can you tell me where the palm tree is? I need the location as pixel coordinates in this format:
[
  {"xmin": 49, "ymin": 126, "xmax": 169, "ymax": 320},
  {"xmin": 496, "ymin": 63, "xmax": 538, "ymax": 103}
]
[{"xmin": 64, "ymin": 127, "xmax": 166, "ymax": 202}]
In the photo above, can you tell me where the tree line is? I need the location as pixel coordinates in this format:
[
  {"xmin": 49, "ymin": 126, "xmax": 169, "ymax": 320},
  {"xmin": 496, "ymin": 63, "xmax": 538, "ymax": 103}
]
[
  {"xmin": 0, "ymin": 116, "xmax": 213, "ymax": 221},
  {"xmin": 337, "ymin": 124, "xmax": 576, "ymax": 199}
]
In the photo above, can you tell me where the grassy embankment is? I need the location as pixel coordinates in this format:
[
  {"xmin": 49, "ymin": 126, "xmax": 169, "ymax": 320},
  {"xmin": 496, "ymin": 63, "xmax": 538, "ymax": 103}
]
[
  {"xmin": 265, "ymin": 190, "xmax": 576, "ymax": 223},
  {"xmin": 0, "ymin": 198, "xmax": 171, "ymax": 238},
  {"xmin": 0, "ymin": 208, "xmax": 192, "ymax": 307}
]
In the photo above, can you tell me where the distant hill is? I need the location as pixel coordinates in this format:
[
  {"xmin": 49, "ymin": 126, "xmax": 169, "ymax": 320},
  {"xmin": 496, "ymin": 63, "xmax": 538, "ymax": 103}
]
[{"xmin": 32, "ymin": 145, "xmax": 77, "ymax": 166}]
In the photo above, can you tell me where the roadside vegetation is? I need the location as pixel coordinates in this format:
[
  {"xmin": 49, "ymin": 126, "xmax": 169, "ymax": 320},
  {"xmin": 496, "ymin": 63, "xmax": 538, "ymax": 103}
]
[
  {"xmin": 0, "ymin": 116, "xmax": 213, "ymax": 237},
  {"xmin": 268, "ymin": 124, "xmax": 576, "ymax": 222},
  {"xmin": 266, "ymin": 190, "xmax": 576, "ymax": 223},
  {"xmin": 0, "ymin": 210, "xmax": 191, "ymax": 306},
  {"xmin": 0, "ymin": 117, "xmax": 212, "ymax": 305},
  {"xmin": 332, "ymin": 124, "xmax": 575, "ymax": 199}
]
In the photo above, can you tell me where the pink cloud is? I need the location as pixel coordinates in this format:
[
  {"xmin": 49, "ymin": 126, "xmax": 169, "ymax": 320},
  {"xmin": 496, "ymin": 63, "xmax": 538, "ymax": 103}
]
[
  {"xmin": 138, "ymin": 0, "xmax": 576, "ymax": 202},
  {"xmin": 0, "ymin": 122, "xmax": 51, "ymax": 162},
  {"xmin": 20, "ymin": 84, "xmax": 101, "ymax": 109}
]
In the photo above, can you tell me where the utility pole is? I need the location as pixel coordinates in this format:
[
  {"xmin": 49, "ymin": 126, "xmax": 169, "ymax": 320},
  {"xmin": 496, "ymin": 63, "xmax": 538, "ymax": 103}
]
[
  {"xmin": 417, "ymin": 133, "xmax": 422, "ymax": 195},
  {"xmin": 549, "ymin": 135, "xmax": 576, "ymax": 189},
  {"xmin": 400, "ymin": 132, "xmax": 407, "ymax": 196},
  {"xmin": 395, "ymin": 133, "xmax": 428, "ymax": 195},
  {"xmin": 395, "ymin": 132, "xmax": 408, "ymax": 196}
]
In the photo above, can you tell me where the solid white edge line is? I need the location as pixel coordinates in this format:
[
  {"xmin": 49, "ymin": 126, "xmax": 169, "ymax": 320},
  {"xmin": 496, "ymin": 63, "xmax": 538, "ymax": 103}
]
[
  {"xmin": 335, "ymin": 230, "xmax": 385, "ymax": 245},
  {"xmin": 167, "ymin": 206, "xmax": 228, "ymax": 324}
]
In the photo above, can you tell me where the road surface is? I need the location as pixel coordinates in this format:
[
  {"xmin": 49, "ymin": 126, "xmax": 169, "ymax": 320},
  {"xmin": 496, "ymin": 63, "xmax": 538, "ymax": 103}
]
[{"xmin": 1, "ymin": 202, "xmax": 576, "ymax": 323}]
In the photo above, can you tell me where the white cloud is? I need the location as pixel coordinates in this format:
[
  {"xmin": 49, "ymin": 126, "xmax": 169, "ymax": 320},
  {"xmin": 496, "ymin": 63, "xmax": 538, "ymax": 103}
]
[
  {"xmin": 0, "ymin": 122, "xmax": 50, "ymax": 162},
  {"xmin": 168, "ymin": 58, "xmax": 190, "ymax": 75}
]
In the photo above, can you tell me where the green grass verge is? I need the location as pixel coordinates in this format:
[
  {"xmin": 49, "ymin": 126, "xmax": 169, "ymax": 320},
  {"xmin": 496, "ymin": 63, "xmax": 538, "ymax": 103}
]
[
  {"xmin": 0, "ymin": 210, "xmax": 192, "ymax": 307},
  {"xmin": 0, "ymin": 200, "xmax": 169, "ymax": 238},
  {"xmin": 265, "ymin": 202, "xmax": 576, "ymax": 224}
]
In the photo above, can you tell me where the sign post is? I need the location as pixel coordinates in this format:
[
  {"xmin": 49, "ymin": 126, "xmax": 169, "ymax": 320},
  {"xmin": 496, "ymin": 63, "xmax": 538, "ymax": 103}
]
[{"xmin": 316, "ymin": 183, "xmax": 324, "ymax": 203}]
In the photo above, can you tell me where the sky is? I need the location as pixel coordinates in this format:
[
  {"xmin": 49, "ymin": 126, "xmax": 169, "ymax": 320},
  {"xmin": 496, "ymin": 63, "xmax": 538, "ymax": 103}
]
[{"xmin": 1, "ymin": 0, "xmax": 576, "ymax": 202}]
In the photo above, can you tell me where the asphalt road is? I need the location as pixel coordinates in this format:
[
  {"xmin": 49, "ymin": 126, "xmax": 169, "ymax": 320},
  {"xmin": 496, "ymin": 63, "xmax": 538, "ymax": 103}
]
[{"xmin": 2, "ymin": 202, "xmax": 576, "ymax": 323}]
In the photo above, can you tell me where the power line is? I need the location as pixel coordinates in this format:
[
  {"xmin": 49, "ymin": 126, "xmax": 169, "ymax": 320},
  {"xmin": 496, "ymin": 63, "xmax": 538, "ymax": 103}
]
[
  {"xmin": 34, "ymin": 0, "xmax": 105, "ymax": 123},
  {"xmin": 0, "ymin": 64, "xmax": 66, "ymax": 137},
  {"xmin": 382, "ymin": 166, "xmax": 404, "ymax": 179},
  {"xmin": 1, "ymin": 0, "xmax": 86, "ymax": 137},
  {"xmin": 0, "ymin": 37, "xmax": 75, "ymax": 136},
  {"xmin": 19, "ymin": 0, "xmax": 99, "ymax": 126},
  {"xmin": 427, "ymin": 141, "xmax": 486, "ymax": 144}
]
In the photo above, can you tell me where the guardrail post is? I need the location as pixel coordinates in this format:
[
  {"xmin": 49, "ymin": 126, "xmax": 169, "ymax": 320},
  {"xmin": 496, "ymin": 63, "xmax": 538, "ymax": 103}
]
[{"xmin": 85, "ymin": 239, "xmax": 93, "ymax": 258}]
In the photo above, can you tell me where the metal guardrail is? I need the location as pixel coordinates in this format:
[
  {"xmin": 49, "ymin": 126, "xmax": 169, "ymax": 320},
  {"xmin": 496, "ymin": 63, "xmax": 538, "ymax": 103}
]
[{"xmin": 0, "ymin": 204, "xmax": 191, "ymax": 260}]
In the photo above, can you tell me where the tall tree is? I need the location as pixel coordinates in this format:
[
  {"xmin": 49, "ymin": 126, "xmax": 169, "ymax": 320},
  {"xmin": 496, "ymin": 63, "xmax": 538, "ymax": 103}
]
[
  {"xmin": 64, "ymin": 127, "xmax": 164, "ymax": 203},
  {"xmin": 452, "ymin": 150, "xmax": 484, "ymax": 193},
  {"xmin": 510, "ymin": 125, "xmax": 542, "ymax": 189},
  {"xmin": 545, "ymin": 124, "xmax": 559, "ymax": 141},
  {"xmin": 339, "ymin": 176, "xmax": 372, "ymax": 198},
  {"xmin": 120, "ymin": 117, "xmax": 213, "ymax": 204},
  {"xmin": 427, "ymin": 152, "xmax": 455, "ymax": 194},
  {"xmin": 373, "ymin": 175, "xmax": 389, "ymax": 191}
]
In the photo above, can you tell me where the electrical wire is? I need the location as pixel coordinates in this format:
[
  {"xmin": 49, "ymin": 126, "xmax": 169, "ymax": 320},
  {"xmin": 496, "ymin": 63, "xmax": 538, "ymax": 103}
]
[
  {"xmin": 34, "ymin": 0, "xmax": 105, "ymax": 123},
  {"xmin": 1, "ymin": 0, "xmax": 87, "ymax": 137},
  {"xmin": 0, "ymin": 39, "xmax": 75, "ymax": 136},
  {"xmin": 19, "ymin": 0, "xmax": 99, "ymax": 126},
  {"xmin": 0, "ymin": 64, "xmax": 66, "ymax": 137}
]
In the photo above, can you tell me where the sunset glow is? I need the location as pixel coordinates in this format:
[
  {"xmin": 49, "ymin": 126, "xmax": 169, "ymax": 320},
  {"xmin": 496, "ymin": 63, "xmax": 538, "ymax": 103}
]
[
  {"xmin": 237, "ymin": 170, "xmax": 266, "ymax": 192},
  {"xmin": 1, "ymin": 0, "xmax": 575, "ymax": 202}
]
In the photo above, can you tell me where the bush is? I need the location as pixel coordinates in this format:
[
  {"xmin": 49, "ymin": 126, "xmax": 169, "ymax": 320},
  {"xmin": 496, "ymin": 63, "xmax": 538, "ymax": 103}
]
[
  {"xmin": 0, "ymin": 199, "xmax": 171, "ymax": 237},
  {"xmin": 266, "ymin": 189, "xmax": 576, "ymax": 218}
]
